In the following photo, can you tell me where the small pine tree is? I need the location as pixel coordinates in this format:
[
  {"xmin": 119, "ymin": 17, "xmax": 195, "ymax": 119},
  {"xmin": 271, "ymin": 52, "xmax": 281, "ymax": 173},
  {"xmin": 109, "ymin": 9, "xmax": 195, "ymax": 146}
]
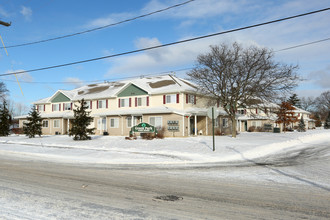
[
  {"xmin": 69, "ymin": 99, "xmax": 95, "ymax": 140},
  {"xmin": 0, "ymin": 100, "xmax": 12, "ymax": 136},
  {"xmin": 324, "ymin": 111, "xmax": 330, "ymax": 129},
  {"xmin": 297, "ymin": 116, "xmax": 306, "ymax": 132},
  {"xmin": 23, "ymin": 106, "xmax": 43, "ymax": 138}
]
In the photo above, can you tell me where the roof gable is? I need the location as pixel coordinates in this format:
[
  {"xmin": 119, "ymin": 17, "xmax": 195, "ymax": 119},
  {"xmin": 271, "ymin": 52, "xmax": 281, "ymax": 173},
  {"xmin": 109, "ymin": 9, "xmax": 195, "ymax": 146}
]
[
  {"xmin": 51, "ymin": 92, "xmax": 71, "ymax": 103},
  {"xmin": 117, "ymin": 84, "xmax": 148, "ymax": 97}
]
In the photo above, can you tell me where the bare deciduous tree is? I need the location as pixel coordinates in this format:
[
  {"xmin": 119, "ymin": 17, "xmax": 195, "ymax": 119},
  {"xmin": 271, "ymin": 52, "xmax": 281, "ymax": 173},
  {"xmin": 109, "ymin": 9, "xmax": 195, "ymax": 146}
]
[
  {"xmin": 315, "ymin": 90, "xmax": 330, "ymax": 120},
  {"xmin": 300, "ymin": 96, "xmax": 316, "ymax": 112},
  {"xmin": 188, "ymin": 42, "xmax": 299, "ymax": 137}
]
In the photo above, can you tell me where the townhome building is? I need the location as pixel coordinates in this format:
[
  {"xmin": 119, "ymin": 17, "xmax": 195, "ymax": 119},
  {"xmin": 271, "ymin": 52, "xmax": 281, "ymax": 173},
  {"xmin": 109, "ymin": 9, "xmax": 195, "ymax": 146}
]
[
  {"xmin": 17, "ymin": 75, "xmax": 229, "ymax": 137},
  {"xmin": 292, "ymin": 106, "xmax": 315, "ymax": 129}
]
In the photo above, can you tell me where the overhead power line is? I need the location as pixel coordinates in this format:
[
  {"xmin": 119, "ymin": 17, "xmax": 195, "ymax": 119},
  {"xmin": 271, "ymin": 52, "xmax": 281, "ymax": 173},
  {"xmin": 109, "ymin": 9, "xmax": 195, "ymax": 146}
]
[
  {"xmin": 2, "ymin": 35, "xmax": 330, "ymax": 85},
  {"xmin": 1, "ymin": 7, "xmax": 330, "ymax": 77},
  {"xmin": 275, "ymin": 37, "xmax": 330, "ymax": 52},
  {"xmin": 0, "ymin": 0, "xmax": 195, "ymax": 49},
  {"xmin": 3, "ymin": 35, "xmax": 330, "ymax": 85}
]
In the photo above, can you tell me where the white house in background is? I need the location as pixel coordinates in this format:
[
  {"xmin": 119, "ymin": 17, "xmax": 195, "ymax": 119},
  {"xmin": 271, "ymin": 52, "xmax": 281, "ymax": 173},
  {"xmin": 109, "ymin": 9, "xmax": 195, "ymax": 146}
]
[
  {"xmin": 292, "ymin": 106, "xmax": 315, "ymax": 129},
  {"xmin": 16, "ymin": 75, "xmax": 229, "ymax": 137}
]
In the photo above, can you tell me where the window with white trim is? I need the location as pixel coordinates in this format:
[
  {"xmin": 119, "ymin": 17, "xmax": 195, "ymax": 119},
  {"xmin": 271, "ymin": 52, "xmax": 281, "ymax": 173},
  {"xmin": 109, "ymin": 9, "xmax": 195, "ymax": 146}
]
[
  {"xmin": 110, "ymin": 118, "xmax": 119, "ymax": 128},
  {"xmin": 187, "ymin": 94, "xmax": 196, "ymax": 104},
  {"xmin": 63, "ymin": 103, "xmax": 72, "ymax": 111},
  {"xmin": 37, "ymin": 105, "xmax": 45, "ymax": 112},
  {"xmin": 97, "ymin": 118, "xmax": 107, "ymax": 130},
  {"xmin": 137, "ymin": 97, "xmax": 146, "ymax": 107},
  {"xmin": 166, "ymin": 94, "xmax": 176, "ymax": 104},
  {"xmin": 222, "ymin": 118, "xmax": 228, "ymax": 128},
  {"xmin": 53, "ymin": 120, "xmax": 60, "ymax": 128},
  {"xmin": 251, "ymin": 121, "xmax": 261, "ymax": 127},
  {"xmin": 85, "ymin": 101, "xmax": 91, "ymax": 109},
  {"xmin": 52, "ymin": 104, "xmax": 60, "ymax": 111},
  {"xmin": 149, "ymin": 116, "xmax": 162, "ymax": 129},
  {"xmin": 120, "ymin": 98, "xmax": 129, "ymax": 107},
  {"xmin": 127, "ymin": 117, "xmax": 132, "ymax": 128},
  {"xmin": 42, "ymin": 120, "xmax": 49, "ymax": 128},
  {"xmin": 98, "ymin": 100, "xmax": 106, "ymax": 109}
]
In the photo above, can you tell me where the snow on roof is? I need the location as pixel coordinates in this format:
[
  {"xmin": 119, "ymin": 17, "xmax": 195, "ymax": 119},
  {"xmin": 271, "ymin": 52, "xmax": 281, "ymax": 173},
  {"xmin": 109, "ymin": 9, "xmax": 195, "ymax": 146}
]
[
  {"xmin": 35, "ymin": 75, "xmax": 198, "ymax": 103},
  {"xmin": 14, "ymin": 111, "xmax": 74, "ymax": 119},
  {"xmin": 293, "ymin": 106, "xmax": 311, "ymax": 114},
  {"xmin": 93, "ymin": 106, "xmax": 185, "ymax": 117}
]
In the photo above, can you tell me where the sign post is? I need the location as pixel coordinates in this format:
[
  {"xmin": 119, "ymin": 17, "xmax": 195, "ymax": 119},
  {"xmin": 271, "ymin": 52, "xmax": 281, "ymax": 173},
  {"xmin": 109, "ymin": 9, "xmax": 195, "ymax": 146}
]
[{"xmin": 207, "ymin": 107, "xmax": 217, "ymax": 151}]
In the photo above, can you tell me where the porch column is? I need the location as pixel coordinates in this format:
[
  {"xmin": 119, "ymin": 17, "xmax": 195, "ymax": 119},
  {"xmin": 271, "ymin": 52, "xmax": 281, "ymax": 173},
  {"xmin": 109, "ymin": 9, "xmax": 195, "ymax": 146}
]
[
  {"xmin": 132, "ymin": 116, "xmax": 134, "ymax": 127},
  {"xmin": 188, "ymin": 116, "xmax": 191, "ymax": 136},
  {"xmin": 206, "ymin": 117, "xmax": 208, "ymax": 135},
  {"xmin": 194, "ymin": 115, "xmax": 197, "ymax": 136},
  {"xmin": 50, "ymin": 119, "xmax": 52, "ymax": 135},
  {"xmin": 62, "ymin": 118, "xmax": 64, "ymax": 134},
  {"xmin": 182, "ymin": 115, "xmax": 185, "ymax": 137}
]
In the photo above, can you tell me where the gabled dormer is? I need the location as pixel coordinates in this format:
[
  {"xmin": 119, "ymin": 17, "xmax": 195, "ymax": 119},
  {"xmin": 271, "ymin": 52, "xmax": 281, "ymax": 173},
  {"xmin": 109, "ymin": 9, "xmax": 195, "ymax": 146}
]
[
  {"xmin": 116, "ymin": 83, "xmax": 150, "ymax": 108},
  {"xmin": 49, "ymin": 90, "xmax": 73, "ymax": 111}
]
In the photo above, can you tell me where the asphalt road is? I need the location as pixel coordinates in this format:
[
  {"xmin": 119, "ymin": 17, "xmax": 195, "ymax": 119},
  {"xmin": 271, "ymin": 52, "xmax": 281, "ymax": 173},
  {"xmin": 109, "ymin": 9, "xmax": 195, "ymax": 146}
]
[{"xmin": 0, "ymin": 155, "xmax": 330, "ymax": 219}]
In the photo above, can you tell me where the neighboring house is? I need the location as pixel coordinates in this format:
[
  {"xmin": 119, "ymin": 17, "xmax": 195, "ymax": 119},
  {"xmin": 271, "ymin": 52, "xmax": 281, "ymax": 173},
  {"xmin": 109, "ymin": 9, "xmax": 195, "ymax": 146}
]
[
  {"xmin": 16, "ymin": 75, "xmax": 227, "ymax": 137},
  {"xmin": 236, "ymin": 100, "xmax": 279, "ymax": 132},
  {"xmin": 292, "ymin": 106, "xmax": 315, "ymax": 129}
]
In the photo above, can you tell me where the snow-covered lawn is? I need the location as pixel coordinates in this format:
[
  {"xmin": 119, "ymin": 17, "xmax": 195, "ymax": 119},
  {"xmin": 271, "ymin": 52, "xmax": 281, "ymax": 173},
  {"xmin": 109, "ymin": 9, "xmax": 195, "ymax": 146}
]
[{"xmin": 0, "ymin": 129, "xmax": 329, "ymax": 165}]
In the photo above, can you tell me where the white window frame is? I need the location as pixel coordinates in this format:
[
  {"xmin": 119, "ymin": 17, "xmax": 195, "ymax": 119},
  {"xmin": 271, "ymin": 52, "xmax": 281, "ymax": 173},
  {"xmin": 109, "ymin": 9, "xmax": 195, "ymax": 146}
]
[
  {"xmin": 222, "ymin": 118, "xmax": 228, "ymax": 128},
  {"xmin": 63, "ymin": 103, "xmax": 72, "ymax": 111},
  {"xmin": 188, "ymin": 94, "xmax": 196, "ymax": 104},
  {"xmin": 251, "ymin": 121, "xmax": 262, "ymax": 127},
  {"xmin": 120, "ymin": 98, "xmax": 129, "ymax": 107},
  {"xmin": 127, "ymin": 117, "xmax": 132, "ymax": 128},
  {"xmin": 97, "ymin": 117, "xmax": 107, "ymax": 131},
  {"xmin": 37, "ymin": 105, "xmax": 45, "ymax": 112},
  {"xmin": 85, "ymin": 101, "xmax": 91, "ymax": 109},
  {"xmin": 166, "ymin": 94, "xmax": 176, "ymax": 104},
  {"xmin": 53, "ymin": 104, "xmax": 60, "ymax": 111},
  {"xmin": 149, "ymin": 116, "xmax": 162, "ymax": 129},
  {"xmin": 42, "ymin": 120, "xmax": 49, "ymax": 128},
  {"xmin": 53, "ymin": 119, "xmax": 60, "ymax": 128},
  {"xmin": 137, "ymin": 97, "xmax": 146, "ymax": 107},
  {"xmin": 110, "ymin": 118, "xmax": 119, "ymax": 128},
  {"xmin": 98, "ymin": 100, "xmax": 106, "ymax": 109}
]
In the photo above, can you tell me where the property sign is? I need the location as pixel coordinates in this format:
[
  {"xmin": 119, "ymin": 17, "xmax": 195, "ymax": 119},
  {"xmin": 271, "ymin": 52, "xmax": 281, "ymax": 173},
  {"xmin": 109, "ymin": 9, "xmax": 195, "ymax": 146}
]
[{"xmin": 132, "ymin": 123, "xmax": 156, "ymax": 133}]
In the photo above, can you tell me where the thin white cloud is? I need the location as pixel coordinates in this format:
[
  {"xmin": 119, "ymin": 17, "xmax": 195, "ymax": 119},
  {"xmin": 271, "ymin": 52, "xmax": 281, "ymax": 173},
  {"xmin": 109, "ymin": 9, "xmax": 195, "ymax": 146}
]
[
  {"xmin": 63, "ymin": 77, "xmax": 84, "ymax": 88},
  {"xmin": 85, "ymin": 12, "xmax": 135, "ymax": 28},
  {"xmin": 5, "ymin": 69, "xmax": 34, "ymax": 82},
  {"xmin": 20, "ymin": 6, "xmax": 32, "ymax": 21},
  {"xmin": 0, "ymin": 6, "xmax": 10, "ymax": 17},
  {"xmin": 308, "ymin": 66, "xmax": 330, "ymax": 89}
]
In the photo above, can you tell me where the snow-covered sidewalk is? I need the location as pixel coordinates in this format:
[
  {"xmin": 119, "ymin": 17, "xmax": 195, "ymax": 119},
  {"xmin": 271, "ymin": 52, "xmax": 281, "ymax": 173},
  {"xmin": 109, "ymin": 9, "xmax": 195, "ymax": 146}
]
[{"xmin": 0, "ymin": 129, "xmax": 329, "ymax": 165}]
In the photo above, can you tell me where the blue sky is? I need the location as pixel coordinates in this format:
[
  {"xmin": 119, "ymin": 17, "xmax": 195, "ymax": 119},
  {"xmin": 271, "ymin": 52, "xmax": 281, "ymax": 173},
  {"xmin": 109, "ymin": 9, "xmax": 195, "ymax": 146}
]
[{"xmin": 0, "ymin": 0, "xmax": 330, "ymax": 109}]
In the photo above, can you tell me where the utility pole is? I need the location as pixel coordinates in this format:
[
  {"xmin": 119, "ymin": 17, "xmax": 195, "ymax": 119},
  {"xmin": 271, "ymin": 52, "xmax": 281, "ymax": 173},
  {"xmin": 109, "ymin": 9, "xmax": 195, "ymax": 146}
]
[{"xmin": 0, "ymin": 20, "xmax": 11, "ymax": 27}]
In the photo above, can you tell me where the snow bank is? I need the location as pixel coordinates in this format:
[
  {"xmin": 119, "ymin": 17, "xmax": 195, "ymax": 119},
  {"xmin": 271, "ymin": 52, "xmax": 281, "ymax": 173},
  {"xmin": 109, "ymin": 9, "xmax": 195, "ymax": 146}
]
[{"xmin": 0, "ymin": 129, "xmax": 329, "ymax": 165}]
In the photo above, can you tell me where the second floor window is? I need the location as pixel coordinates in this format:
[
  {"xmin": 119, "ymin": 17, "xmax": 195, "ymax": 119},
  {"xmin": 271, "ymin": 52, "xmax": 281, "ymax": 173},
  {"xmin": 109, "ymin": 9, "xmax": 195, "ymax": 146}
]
[
  {"xmin": 120, "ymin": 98, "xmax": 130, "ymax": 107},
  {"xmin": 37, "ymin": 105, "xmax": 45, "ymax": 112},
  {"xmin": 64, "ymin": 103, "xmax": 72, "ymax": 111},
  {"xmin": 98, "ymin": 100, "xmax": 106, "ymax": 109},
  {"xmin": 166, "ymin": 94, "xmax": 177, "ymax": 104},
  {"xmin": 136, "ymin": 97, "xmax": 146, "ymax": 107},
  {"xmin": 52, "ymin": 104, "xmax": 60, "ymax": 111}
]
